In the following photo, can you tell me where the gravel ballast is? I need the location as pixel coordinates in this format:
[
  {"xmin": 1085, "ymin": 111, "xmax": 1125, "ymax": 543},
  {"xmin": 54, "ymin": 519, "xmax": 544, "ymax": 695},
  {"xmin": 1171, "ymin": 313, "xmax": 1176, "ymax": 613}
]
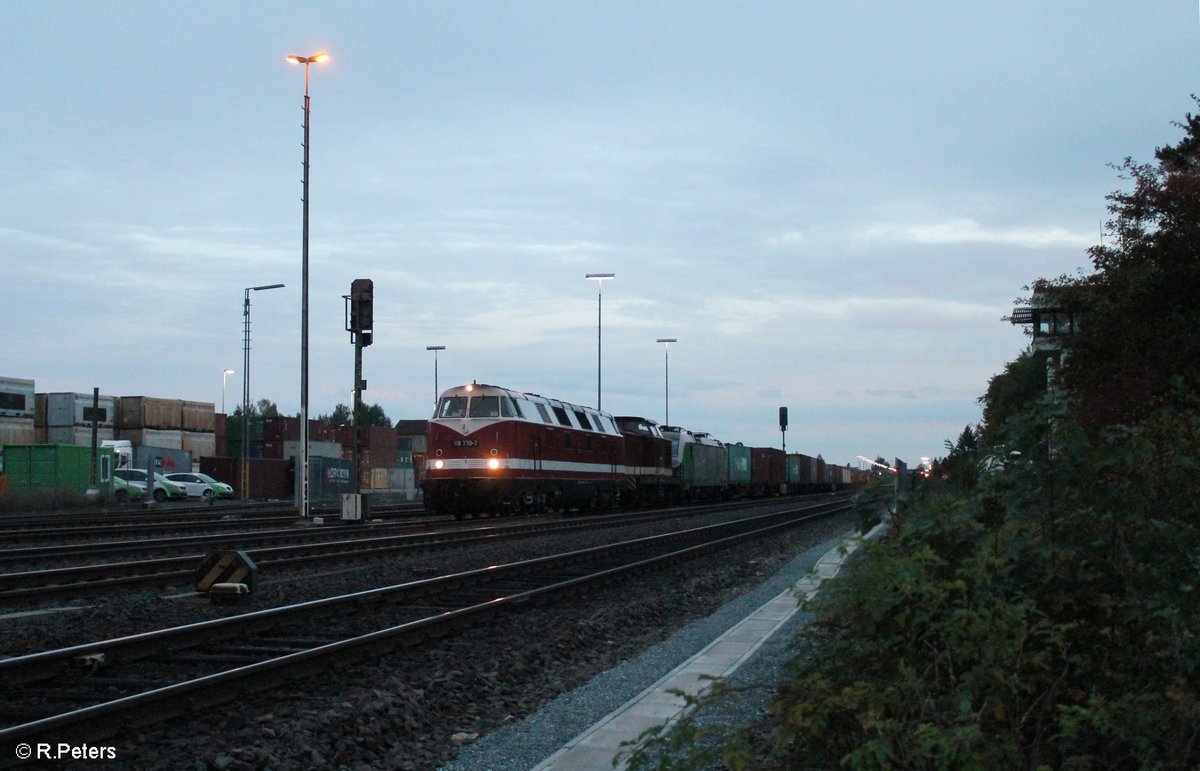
[
  {"xmin": 3, "ymin": 507, "xmax": 859, "ymax": 769},
  {"xmin": 442, "ymin": 529, "xmax": 851, "ymax": 771}
]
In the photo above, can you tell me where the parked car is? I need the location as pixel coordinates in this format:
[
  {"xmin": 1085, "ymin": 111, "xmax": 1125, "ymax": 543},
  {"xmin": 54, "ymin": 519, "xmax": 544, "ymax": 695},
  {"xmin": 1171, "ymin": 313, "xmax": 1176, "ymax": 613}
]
[
  {"xmin": 164, "ymin": 472, "xmax": 234, "ymax": 501},
  {"xmin": 113, "ymin": 469, "xmax": 187, "ymax": 502},
  {"xmin": 111, "ymin": 473, "xmax": 146, "ymax": 504}
]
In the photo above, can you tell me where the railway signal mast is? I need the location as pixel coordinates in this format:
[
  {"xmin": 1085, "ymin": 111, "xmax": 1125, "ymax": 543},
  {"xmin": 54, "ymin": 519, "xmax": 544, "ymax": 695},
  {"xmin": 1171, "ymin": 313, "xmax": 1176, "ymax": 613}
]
[{"xmin": 344, "ymin": 278, "xmax": 373, "ymax": 518}]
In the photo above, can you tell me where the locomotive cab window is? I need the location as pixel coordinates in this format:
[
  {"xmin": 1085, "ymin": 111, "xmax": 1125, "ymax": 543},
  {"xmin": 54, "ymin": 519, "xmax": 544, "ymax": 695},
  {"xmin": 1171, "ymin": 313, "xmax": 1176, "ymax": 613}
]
[
  {"xmin": 437, "ymin": 396, "xmax": 468, "ymax": 418},
  {"xmin": 468, "ymin": 396, "xmax": 501, "ymax": 418}
]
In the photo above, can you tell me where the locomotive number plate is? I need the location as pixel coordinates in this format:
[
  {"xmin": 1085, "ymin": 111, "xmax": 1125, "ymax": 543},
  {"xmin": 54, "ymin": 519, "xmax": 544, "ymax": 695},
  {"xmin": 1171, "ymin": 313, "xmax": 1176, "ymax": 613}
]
[{"xmin": 452, "ymin": 439, "xmax": 479, "ymax": 447}]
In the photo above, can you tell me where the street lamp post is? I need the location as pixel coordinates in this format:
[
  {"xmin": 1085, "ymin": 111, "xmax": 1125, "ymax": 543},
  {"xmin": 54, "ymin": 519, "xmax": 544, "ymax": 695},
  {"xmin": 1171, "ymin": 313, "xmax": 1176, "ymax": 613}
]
[
  {"xmin": 426, "ymin": 346, "xmax": 445, "ymax": 410},
  {"xmin": 585, "ymin": 273, "xmax": 615, "ymax": 410},
  {"xmin": 656, "ymin": 338, "xmax": 676, "ymax": 425},
  {"xmin": 222, "ymin": 369, "xmax": 235, "ymax": 414},
  {"xmin": 243, "ymin": 283, "xmax": 285, "ymax": 500},
  {"xmin": 287, "ymin": 50, "xmax": 328, "ymax": 519}
]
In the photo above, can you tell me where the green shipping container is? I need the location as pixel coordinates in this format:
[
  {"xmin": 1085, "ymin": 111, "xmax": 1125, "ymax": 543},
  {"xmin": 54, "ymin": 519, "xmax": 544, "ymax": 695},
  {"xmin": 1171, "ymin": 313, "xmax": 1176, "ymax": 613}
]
[
  {"xmin": 1, "ymin": 444, "xmax": 115, "ymax": 496},
  {"xmin": 728, "ymin": 444, "xmax": 752, "ymax": 485}
]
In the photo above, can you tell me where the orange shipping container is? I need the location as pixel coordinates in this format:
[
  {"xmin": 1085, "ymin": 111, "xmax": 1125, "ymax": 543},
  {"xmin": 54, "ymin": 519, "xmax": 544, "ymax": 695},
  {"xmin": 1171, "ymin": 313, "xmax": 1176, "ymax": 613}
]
[
  {"xmin": 181, "ymin": 401, "xmax": 216, "ymax": 432},
  {"xmin": 118, "ymin": 397, "xmax": 183, "ymax": 430}
]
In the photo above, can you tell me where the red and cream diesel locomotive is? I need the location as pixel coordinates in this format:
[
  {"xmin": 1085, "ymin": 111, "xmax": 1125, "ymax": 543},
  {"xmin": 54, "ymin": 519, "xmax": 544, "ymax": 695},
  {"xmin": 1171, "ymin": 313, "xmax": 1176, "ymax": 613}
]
[
  {"xmin": 422, "ymin": 381, "xmax": 867, "ymax": 519},
  {"xmin": 422, "ymin": 382, "xmax": 674, "ymax": 518}
]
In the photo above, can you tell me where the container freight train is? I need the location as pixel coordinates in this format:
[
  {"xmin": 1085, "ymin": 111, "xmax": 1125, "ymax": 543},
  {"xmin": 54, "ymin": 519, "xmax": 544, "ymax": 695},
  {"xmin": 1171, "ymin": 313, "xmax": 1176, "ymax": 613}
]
[{"xmin": 422, "ymin": 382, "xmax": 866, "ymax": 519}]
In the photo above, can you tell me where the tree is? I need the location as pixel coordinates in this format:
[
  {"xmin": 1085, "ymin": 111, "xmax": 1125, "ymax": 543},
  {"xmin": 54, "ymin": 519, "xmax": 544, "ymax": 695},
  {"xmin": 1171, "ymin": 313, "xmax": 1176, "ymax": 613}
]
[
  {"xmin": 316, "ymin": 404, "xmax": 353, "ymax": 427},
  {"xmin": 230, "ymin": 398, "xmax": 279, "ymax": 418},
  {"xmin": 1042, "ymin": 99, "xmax": 1200, "ymax": 426},
  {"xmin": 316, "ymin": 402, "xmax": 391, "ymax": 428}
]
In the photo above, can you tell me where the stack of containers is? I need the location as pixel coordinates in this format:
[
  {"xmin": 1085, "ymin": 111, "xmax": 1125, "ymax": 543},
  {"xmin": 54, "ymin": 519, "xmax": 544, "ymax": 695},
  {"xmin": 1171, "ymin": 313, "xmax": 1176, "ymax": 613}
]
[
  {"xmin": 181, "ymin": 400, "xmax": 217, "ymax": 458},
  {"xmin": 360, "ymin": 425, "xmax": 398, "ymax": 488},
  {"xmin": 117, "ymin": 396, "xmax": 184, "ymax": 449},
  {"xmin": 0, "ymin": 377, "xmax": 36, "ymax": 448},
  {"xmin": 42, "ymin": 392, "xmax": 117, "ymax": 446}
]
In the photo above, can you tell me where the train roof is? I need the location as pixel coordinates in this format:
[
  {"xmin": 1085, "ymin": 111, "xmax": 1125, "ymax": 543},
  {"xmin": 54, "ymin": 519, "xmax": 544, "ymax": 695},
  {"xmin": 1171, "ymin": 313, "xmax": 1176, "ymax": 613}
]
[{"xmin": 433, "ymin": 382, "xmax": 620, "ymax": 435}]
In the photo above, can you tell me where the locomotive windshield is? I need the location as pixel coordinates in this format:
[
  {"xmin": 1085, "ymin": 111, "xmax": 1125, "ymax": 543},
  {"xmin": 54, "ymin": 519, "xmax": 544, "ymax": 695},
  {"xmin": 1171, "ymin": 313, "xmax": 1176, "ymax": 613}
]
[
  {"xmin": 437, "ymin": 394, "xmax": 519, "ymax": 419},
  {"xmin": 436, "ymin": 396, "xmax": 468, "ymax": 418}
]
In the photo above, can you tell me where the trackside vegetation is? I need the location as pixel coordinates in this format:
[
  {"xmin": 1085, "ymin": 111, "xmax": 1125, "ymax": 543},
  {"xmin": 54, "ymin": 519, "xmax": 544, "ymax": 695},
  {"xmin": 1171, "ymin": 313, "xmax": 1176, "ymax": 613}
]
[{"xmin": 619, "ymin": 103, "xmax": 1200, "ymax": 769}]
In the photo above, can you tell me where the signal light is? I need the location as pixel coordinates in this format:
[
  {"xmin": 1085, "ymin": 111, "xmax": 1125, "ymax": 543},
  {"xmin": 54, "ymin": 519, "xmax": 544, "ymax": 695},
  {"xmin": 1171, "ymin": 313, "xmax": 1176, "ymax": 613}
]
[{"xmin": 350, "ymin": 278, "xmax": 373, "ymax": 343}]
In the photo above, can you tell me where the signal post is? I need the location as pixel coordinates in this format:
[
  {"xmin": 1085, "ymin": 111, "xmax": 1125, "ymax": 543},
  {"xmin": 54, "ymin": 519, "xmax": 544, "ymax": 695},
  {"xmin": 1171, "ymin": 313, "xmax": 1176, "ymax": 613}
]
[{"xmin": 343, "ymin": 278, "xmax": 373, "ymax": 520}]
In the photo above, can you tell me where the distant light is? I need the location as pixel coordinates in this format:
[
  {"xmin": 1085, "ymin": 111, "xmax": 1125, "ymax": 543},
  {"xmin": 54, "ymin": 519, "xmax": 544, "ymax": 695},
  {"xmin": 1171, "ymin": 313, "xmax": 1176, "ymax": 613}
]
[
  {"xmin": 287, "ymin": 52, "xmax": 329, "ymax": 65},
  {"xmin": 434, "ymin": 459, "xmax": 444, "ymax": 470},
  {"xmin": 487, "ymin": 458, "xmax": 500, "ymax": 470}
]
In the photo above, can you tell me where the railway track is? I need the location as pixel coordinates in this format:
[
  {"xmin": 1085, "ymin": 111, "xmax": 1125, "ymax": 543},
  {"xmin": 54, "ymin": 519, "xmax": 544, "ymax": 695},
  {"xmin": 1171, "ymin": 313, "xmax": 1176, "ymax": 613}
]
[
  {"xmin": 0, "ymin": 498, "xmax": 850, "ymax": 750},
  {"xmin": 0, "ymin": 500, "xmax": 427, "ymax": 544},
  {"xmin": 0, "ymin": 497, "xmax": 842, "ymax": 602}
]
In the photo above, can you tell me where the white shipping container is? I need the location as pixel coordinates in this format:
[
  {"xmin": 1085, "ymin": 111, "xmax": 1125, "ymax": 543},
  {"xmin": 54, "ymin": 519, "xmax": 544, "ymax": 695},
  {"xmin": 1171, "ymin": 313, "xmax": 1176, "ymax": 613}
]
[
  {"xmin": 283, "ymin": 440, "xmax": 343, "ymax": 460},
  {"xmin": 45, "ymin": 392, "xmax": 117, "ymax": 427},
  {"xmin": 119, "ymin": 428, "xmax": 184, "ymax": 450},
  {"xmin": 47, "ymin": 425, "xmax": 115, "ymax": 446},
  {"xmin": 0, "ymin": 415, "xmax": 37, "ymax": 447},
  {"xmin": 0, "ymin": 377, "xmax": 35, "ymax": 418}
]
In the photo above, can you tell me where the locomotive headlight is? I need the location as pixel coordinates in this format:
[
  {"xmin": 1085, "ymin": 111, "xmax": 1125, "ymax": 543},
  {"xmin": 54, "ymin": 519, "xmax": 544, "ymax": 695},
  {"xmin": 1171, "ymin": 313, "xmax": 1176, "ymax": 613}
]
[
  {"xmin": 434, "ymin": 459, "xmax": 444, "ymax": 470},
  {"xmin": 488, "ymin": 458, "xmax": 500, "ymax": 470}
]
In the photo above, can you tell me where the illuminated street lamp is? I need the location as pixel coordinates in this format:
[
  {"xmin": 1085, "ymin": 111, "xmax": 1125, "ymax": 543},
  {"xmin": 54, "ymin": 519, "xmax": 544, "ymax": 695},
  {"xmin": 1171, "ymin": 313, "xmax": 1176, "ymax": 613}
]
[
  {"xmin": 221, "ymin": 369, "xmax": 235, "ymax": 414},
  {"xmin": 243, "ymin": 283, "xmax": 285, "ymax": 499},
  {"xmin": 655, "ymin": 338, "xmax": 676, "ymax": 425},
  {"xmin": 287, "ymin": 50, "xmax": 328, "ymax": 518},
  {"xmin": 426, "ymin": 345, "xmax": 446, "ymax": 409},
  {"xmin": 585, "ymin": 273, "xmax": 615, "ymax": 410}
]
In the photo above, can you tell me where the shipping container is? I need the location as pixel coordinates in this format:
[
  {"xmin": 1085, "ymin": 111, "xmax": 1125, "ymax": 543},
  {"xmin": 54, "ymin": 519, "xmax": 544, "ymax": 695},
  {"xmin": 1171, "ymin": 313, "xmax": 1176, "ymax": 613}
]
[
  {"xmin": 0, "ymin": 416, "xmax": 36, "ymax": 448},
  {"xmin": 1, "ymin": 444, "xmax": 115, "ymax": 497},
  {"xmin": 117, "ymin": 396, "xmax": 183, "ymax": 430},
  {"xmin": 44, "ymin": 392, "xmax": 116, "ymax": 427},
  {"xmin": 181, "ymin": 431, "xmax": 217, "ymax": 458},
  {"xmin": 363, "ymin": 466, "xmax": 417, "ymax": 492},
  {"xmin": 786, "ymin": 452, "xmax": 819, "ymax": 490},
  {"xmin": 369, "ymin": 467, "xmax": 391, "ymax": 490},
  {"xmin": 0, "ymin": 377, "xmax": 35, "ymax": 418},
  {"xmin": 303, "ymin": 456, "xmax": 358, "ymax": 502},
  {"xmin": 119, "ymin": 428, "xmax": 184, "ymax": 450},
  {"xmin": 727, "ymin": 443, "xmax": 752, "ymax": 487},
  {"xmin": 750, "ymin": 447, "xmax": 786, "ymax": 496},
  {"xmin": 214, "ymin": 412, "xmax": 227, "ymax": 451},
  {"xmin": 181, "ymin": 401, "xmax": 216, "ymax": 432},
  {"xmin": 282, "ymin": 440, "xmax": 343, "ymax": 461},
  {"xmin": 202, "ymin": 456, "xmax": 291, "ymax": 500},
  {"xmin": 132, "ymin": 445, "xmax": 192, "ymax": 474},
  {"xmin": 263, "ymin": 416, "xmax": 332, "ymax": 444},
  {"xmin": 225, "ymin": 438, "xmax": 266, "ymax": 459},
  {"xmin": 47, "ymin": 425, "xmax": 115, "ymax": 446},
  {"xmin": 225, "ymin": 415, "xmax": 264, "ymax": 442}
]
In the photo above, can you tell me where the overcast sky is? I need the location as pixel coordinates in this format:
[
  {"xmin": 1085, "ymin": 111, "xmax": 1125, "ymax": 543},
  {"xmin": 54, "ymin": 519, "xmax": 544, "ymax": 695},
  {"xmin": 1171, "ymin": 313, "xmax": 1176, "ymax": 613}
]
[{"xmin": 2, "ymin": 2, "xmax": 1196, "ymax": 467}]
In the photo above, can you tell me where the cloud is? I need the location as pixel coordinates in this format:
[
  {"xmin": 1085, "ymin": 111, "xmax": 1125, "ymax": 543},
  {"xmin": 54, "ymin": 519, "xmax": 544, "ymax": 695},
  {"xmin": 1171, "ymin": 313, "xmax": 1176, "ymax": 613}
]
[
  {"xmin": 0, "ymin": 226, "xmax": 103, "ymax": 253},
  {"xmin": 860, "ymin": 218, "xmax": 1093, "ymax": 249}
]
